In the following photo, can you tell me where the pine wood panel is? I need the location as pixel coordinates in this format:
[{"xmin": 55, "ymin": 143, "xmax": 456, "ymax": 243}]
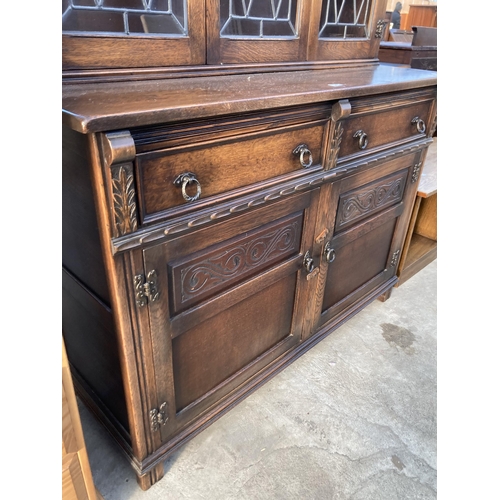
[
  {"xmin": 414, "ymin": 194, "xmax": 437, "ymax": 240},
  {"xmin": 396, "ymin": 138, "xmax": 437, "ymax": 287},
  {"xmin": 62, "ymin": 340, "xmax": 103, "ymax": 500}
]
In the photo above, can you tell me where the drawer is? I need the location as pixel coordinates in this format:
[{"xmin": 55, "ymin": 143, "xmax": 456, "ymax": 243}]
[
  {"xmin": 337, "ymin": 90, "xmax": 435, "ymax": 162},
  {"xmin": 134, "ymin": 108, "xmax": 330, "ymax": 224}
]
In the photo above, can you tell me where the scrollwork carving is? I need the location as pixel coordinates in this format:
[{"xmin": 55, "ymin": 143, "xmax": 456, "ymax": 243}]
[
  {"xmin": 180, "ymin": 221, "xmax": 300, "ymax": 303},
  {"xmin": 337, "ymin": 175, "xmax": 406, "ymax": 228}
]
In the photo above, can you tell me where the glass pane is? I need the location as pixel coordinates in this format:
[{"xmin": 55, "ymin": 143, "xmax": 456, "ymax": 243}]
[
  {"xmin": 220, "ymin": 0, "xmax": 298, "ymax": 38},
  {"xmin": 62, "ymin": 0, "xmax": 188, "ymax": 36},
  {"xmin": 319, "ymin": 0, "xmax": 373, "ymax": 39}
]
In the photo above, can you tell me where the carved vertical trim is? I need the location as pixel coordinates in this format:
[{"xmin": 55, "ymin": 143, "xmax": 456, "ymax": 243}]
[
  {"xmin": 325, "ymin": 100, "xmax": 351, "ymax": 171},
  {"xmin": 112, "ymin": 164, "xmax": 138, "ymax": 235},
  {"xmin": 411, "ymin": 162, "xmax": 422, "ymax": 183},
  {"xmin": 100, "ymin": 131, "xmax": 138, "ymax": 237}
]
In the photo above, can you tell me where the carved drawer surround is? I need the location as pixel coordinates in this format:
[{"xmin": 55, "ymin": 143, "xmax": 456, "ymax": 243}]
[{"xmin": 62, "ymin": 66, "xmax": 437, "ymax": 491}]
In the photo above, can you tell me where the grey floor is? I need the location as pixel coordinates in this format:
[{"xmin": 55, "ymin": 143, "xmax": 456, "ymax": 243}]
[{"xmin": 79, "ymin": 259, "xmax": 437, "ymax": 500}]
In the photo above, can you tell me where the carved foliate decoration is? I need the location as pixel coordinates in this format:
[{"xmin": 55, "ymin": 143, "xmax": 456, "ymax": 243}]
[
  {"xmin": 411, "ymin": 162, "xmax": 422, "ymax": 183},
  {"xmin": 112, "ymin": 164, "xmax": 138, "ymax": 235},
  {"xmin": 326, "ymin": 121, "xmax": 344, "ymax": 170},
  {"xmin": 336, "ymin": 173, "xmax": 406, "ymax": 229},
  {"xmin": 326, "ymin": 100, "xmax": 351, "ymax": 170},
  {"xmin": 101, "ymin": 130, "xmax": 138, "ymax": 238}
]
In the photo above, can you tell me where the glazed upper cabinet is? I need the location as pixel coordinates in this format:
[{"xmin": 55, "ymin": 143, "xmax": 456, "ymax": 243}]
[
  {"xmin": 62, "ymin": 0, "xmax": 386, "ymax": 71},
  {"xmin": 62, "ymin": 1, "xmax": 206, "ymax": 69}
]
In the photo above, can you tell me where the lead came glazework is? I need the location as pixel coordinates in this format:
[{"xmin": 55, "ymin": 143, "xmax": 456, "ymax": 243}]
[
  {"xmin": 220, "ymin": 0, "xmax": 298, "ymax": 38},
  {"xmin": 319, "ymin": 0, "xmax": 373, "ymax": 39},
  {"xmin": 62, "ymin": 0, "xmax": 188, "ymax": 35}
]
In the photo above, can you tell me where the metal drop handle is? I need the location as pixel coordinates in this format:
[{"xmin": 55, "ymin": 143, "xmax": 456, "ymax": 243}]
[
  {"xmin": 293, "ymin": 144, "xmax": 313, "ymax": 168},
  {"xmin": 353, "ymin": 130, "xmax": 369, "ymax": 150},
  {"xmin": 411, "ymin": 116, "xmax": 426, "ymax": 134},
  {"xmin": 324, "ymin": 242, "xmax": 336, "ymax": 263},
  {"xmin": 174, "ymin": 172, "xmax": 202, "ymax": 203}
]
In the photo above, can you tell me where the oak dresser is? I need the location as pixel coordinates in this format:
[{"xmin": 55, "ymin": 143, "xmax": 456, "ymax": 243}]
[{"xmin": 62, "ymin": 0, "xmax": 437, "ymax": 490}]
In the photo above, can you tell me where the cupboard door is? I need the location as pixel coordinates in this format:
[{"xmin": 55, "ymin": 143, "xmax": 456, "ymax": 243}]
[
  {"xmin": 207, "ymin": 0, "xmax": 312, "ymax": 64},
  {"xmin": 315, "ymin": 151, "xmax": 424, "ymax": 331},
  {"xmin": 62, "ymin": 0, "xmax": 206, "ymax": 70},
  {"xmin": 141, "ymin": 189, "xmax": 320, "ymax": 444},
  {"xmin": 308, "ymin": 0, "xmax": 386, "ymax": 61}
]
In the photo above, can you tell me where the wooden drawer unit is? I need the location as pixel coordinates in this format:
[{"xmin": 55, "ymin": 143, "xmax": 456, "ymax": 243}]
[
  {"xmin": 132, "ymin": 105, "xmax": 331, "ymax": 225},
  {"xmin": 62, "ymin": 65, "xmax": 437, "ymax": 490},
  {"xmin": 333, "ymin": 89, "xmax": 436, "ymax": 166}
]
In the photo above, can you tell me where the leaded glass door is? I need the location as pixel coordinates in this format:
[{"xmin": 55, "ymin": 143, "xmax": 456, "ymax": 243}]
[
  {"xmin": 207, "ymin": 0, "xmax": 312, "ymax": 64},
  {"xmin": 62, "ymin": 0, "xmax": 206, "ymax": 70},
  {"xmin": 308, "ymin": 0, "xmax": 386, "ymax": 61}
]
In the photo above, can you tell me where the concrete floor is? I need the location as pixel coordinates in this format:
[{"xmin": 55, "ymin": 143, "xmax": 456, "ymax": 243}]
[{"xmin": 79, "ymin": 259, "xmax": 437, "ymax": 500}]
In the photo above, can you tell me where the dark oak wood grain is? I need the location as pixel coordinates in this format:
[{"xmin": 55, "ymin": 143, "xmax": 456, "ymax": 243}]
[
  {"xmin": 62, "ymin": 0, "xmax": 437, "ymax": 490},
  {"xmin": 62, "ymin": 65, "xmax": 437, "ymax": 134}
]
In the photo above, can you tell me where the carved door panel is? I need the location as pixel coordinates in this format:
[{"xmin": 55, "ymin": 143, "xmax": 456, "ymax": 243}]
[
  {"xmin": 140, "ymin": 189, "xmax": 320, "ymax": 445},
  {"xmin": 314, "ymin": 150, "xmax": 425, "ymax": 331}
]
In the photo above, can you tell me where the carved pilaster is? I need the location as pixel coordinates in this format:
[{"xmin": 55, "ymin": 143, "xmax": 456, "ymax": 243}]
[
  {"xmin": 101, "ymin": 131, "xmax": 138, "ymax": 237},
  {"xmin": 325, "ymin": 100, "xmax": 351, "ymax": 170}
]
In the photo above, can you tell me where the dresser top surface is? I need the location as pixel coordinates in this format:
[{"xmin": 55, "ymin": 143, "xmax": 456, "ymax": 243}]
[{"xmin": 62, "ymin": 64, "xmax": 437, "ymax": 134}]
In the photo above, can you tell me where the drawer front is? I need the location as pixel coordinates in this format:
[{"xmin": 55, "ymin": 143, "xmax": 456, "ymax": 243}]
[
  {"xmin": 135, "ymin": 122, "xmax": 326, "ymax": 223},
  {"xmin": 338, "ymin": 92, "xmax": 434, "ymax": 161}
]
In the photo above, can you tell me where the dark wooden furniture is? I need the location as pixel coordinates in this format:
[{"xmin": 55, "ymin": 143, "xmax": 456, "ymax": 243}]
[
  {"xmin": 62, "ymin": 0, "xmax": 437, "ymax": 491},
  {"xmin": 379, "ymin": 26, "xmax": 437, "ymax": 71},
  {"xmin": 396, "ymin": 137, "xmax": 437, "ymax": 286},
  {"xmin": 63, "ymin": 339, "xmax": 103, "ymax": 500}
]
